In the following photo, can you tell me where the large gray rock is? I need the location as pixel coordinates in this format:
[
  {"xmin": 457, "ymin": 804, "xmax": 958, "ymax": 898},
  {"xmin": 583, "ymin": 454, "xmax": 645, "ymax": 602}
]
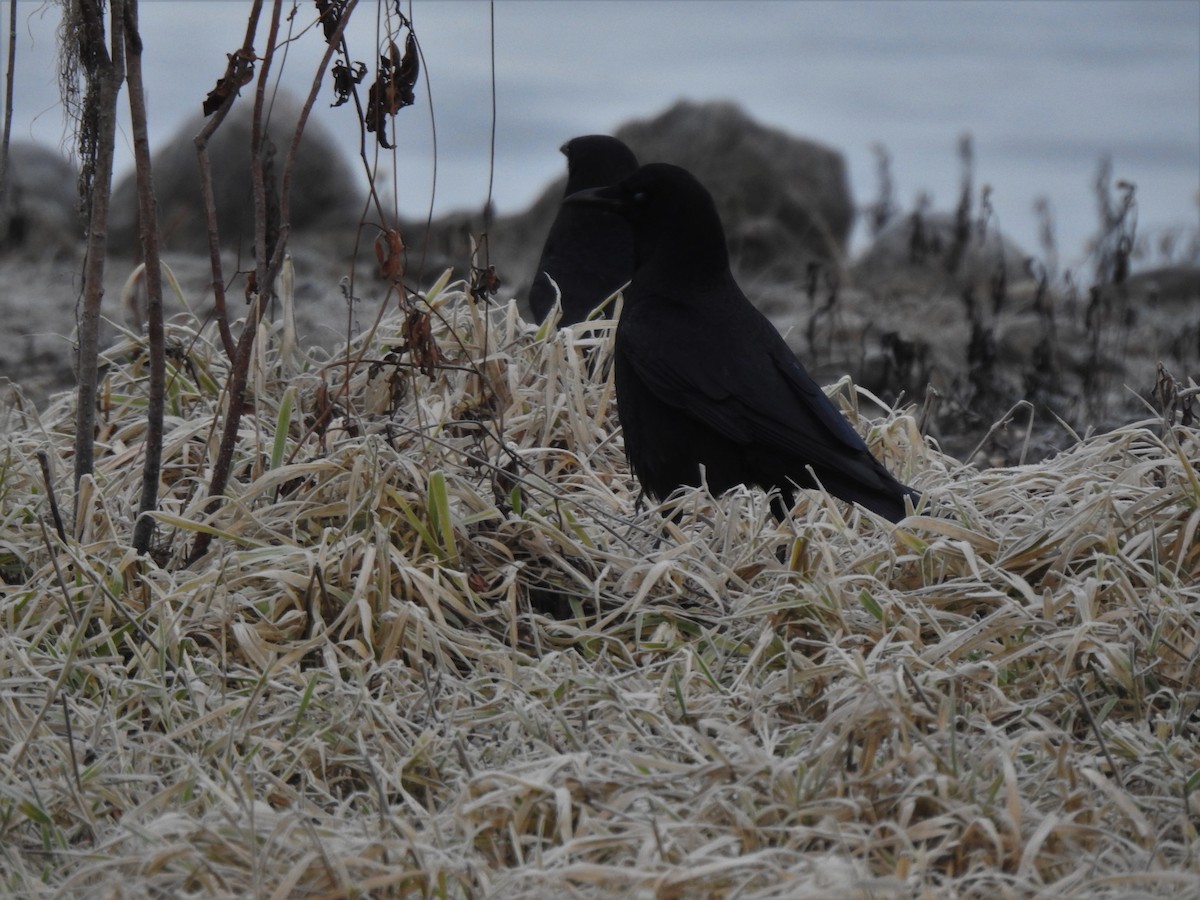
[
  {"xmin": 110, "ymin": 98, "xmax": 364, "ymax": 257},
  {"xmin": 0, "ymin": 142, "xmax": 83, "ymax": 258},
  {"xmin": 617, "ymin": 100, "xmax": 854, "ymax": 279},
  {"xmin": 492, "ymin": 100, "xmax": 855, "ymax": 311}
]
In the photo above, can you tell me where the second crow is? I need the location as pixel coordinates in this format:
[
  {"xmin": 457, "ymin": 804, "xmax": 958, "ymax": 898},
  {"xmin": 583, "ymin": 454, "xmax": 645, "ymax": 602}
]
[{"xmin": 529, "ymin": 135, "xmax": 639, "ymax": 326}]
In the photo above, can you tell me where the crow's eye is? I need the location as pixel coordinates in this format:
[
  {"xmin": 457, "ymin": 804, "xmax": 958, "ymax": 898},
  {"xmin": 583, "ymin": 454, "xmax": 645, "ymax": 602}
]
[{"xmin": 632, "ymin": 191, "xmax": 648, "ymax": 206}]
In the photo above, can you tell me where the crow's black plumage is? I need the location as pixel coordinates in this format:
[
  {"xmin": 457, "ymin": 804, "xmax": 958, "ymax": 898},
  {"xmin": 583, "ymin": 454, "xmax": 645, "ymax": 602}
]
[
  {"xmin": 566, "ymin": 163, "xmax": 921, "ymax": 522},
  {"xmin": 528, "ymin": 135, "xmax": 639, "ymax": 326}
]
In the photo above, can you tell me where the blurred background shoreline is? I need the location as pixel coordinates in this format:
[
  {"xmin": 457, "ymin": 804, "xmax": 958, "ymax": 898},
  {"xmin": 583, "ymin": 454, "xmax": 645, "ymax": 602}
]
[{"xmin": 4, "ymin": 0, "xmax": 1198, "ymax": 269}]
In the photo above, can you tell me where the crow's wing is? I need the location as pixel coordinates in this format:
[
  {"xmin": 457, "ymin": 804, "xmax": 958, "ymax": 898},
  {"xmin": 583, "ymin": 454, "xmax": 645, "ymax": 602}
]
[
  {"xmin": 617, "ymin": 279, "xmax": 872, "ymax": 466},
  {"xmin": 530, "ymin": 206, "xmax": 634, "ymax": 325}
]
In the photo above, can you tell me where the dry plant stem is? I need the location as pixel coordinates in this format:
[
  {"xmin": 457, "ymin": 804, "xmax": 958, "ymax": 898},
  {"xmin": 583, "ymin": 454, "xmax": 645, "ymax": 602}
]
[
  {"xmin": 966, "ymin": 399, "xmax": 1034, "ymax": 463},
  {"xmin": 36, "ymin": 516, "xmax": 77, "ymax": 630},
  {"xmin": 195, "ymin": 114, "xmax": 240, "ymax": 361},
  {"xmin": 333, "ymin": 2, "xmax": 406, "ymax": 352},
  {"xmin": 194, "ymin": 0, "xmax": 265, "ymax": 362},
  {"xmin": 189, "ymin": 0, "xmax": 355, "ymax": 565},
  {"xmin": 1069, "ymin": 678, "xmax": 1125, "ymax": 790},
  {"xmin": 122, "ymin": 0, "xmax": 165, "ymax": 556},
  {"xmin": 194, "ymin": 132, "xmax": 239, "ymax": 361},
  {"xmin": 0, "ymin": 0, "xmax": 17, "ymax": 220},
  {"xmin": 36, "ymin": 450, "xmax": 67, "ymax": 542},
  {"xmin": 188, "ymin": 1, "xmax": 283, "ymax": 565},
  {"xmin": 333, "ymin": 0, "xmax": 389, "ymax": 227},
  {"xmin": 258, "ymin": 2, "xmax": 360, "ymax": 410},
  {"xmin": 248, "ymin": 2, "xmax": 282, "ymax": 294},
  {"xmin": 72, "ymin": 0, "xmax": 125, "ymax": 505},
  {"xmin": 407, "ymin": 27, "xmax": 439, "ymax": 285},
  {"xmin": 266, "ymin": 0, "xmax": 355, "ymax": 282},
  {"xmin": 60, "ymin": 695, "xmax": 83, "ymax": 795},
  {"xmin": 314, "ymin": 0, "xmax": 374, "ymax": 381}
]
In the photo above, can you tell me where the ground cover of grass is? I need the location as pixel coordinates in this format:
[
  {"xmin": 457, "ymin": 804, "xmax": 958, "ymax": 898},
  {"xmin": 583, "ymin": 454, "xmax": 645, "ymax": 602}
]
[{"xmin": 1, "ymin": 276, "xmax": 1198, "ymax": 898}]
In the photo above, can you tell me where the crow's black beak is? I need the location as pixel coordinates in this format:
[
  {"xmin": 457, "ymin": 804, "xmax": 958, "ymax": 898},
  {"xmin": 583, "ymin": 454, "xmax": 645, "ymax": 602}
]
[{"xmin": 563, "ymin": 184, "xmax": 628, "ymax": 213}]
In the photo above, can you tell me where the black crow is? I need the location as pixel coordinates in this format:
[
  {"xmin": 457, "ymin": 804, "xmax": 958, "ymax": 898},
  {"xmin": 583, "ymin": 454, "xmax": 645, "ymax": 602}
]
[
  {"xmin": 528, "ymin": 135, "xmax": 639, "ymax": 326},
  {"xmin": 566, "ymin": 163, "xmax": 921, "ymax": 522}
]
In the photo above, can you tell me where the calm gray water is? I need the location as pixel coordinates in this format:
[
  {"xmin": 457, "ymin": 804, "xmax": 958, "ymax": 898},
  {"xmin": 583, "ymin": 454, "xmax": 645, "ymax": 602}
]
[{"xmin": 6, "ymin": 0, "xmax": 1199, "ymax": 272}]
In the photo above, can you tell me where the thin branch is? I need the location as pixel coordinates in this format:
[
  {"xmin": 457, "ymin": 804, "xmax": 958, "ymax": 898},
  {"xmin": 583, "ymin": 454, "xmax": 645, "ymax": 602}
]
[
  {"xmin": 0, "ymin": 0, "xmax": 18, "ymax": 226},
  {"xmin": 188, "ymin": 0, "xmax": 286, "ymax": 566},
  {"xmin": 249, "ymin": 2, "xmax": 283, "ymax": 296},
  {"xmin": 123, "ymin": 0, "xmax": 165, "ymax": 556},
  {"xmin": 36, "ymin": 450, "xmax": 67, "ymax": 543},
  {"xmin": 1069, "ymin": 678, "xmax": 1125, "ymax": 789},
  {"xmin": 194, "ymin": 2, "xmax": 266, "ymax": 361},
  {"xmin": 71, "ymin": 0, "xmax": 126, "ymax": 507},
  {"xmin": 189, "ymin": 0, "xmax": 357, "ymax": 566},
  {"xmin": 274, "ymin": 0, "xmax": 359, "ymax": 279},
  {"xmin": 484, "ymin": 0, "xmax": 495, "ymax": 245}
]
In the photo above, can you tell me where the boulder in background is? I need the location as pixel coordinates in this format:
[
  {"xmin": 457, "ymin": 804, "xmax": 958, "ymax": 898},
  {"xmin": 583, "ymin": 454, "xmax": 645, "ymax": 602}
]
[
  {"xmin": 109, "ymin": 97, "xmax": 365, "ymax": 258},
  {"xmin": 0, "ymin": 142, "xmax": 83, "ymax": 259}
]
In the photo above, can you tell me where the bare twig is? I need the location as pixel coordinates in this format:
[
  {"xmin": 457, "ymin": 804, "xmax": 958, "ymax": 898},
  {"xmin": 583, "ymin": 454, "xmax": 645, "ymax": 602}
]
[
  {"xmin": 69, "ymin": 0, "xmax": 126, "ymax": 511},
  {"xmin": 188, "ymin": 1, "xmax": 285, "ymax": 566},
  {"xmin": 36, "ymin": 450, "xmax": 67, "ymax": 543},
  {"xmin": 189, "ymin": 0, "xmax": 357, "ymax": 566},
  {"xmin": 194, "ymin": 3, "xmax": 265, "ymax": 361},
  {"xmin": 122, "ymin": 0, "xmax": 165, "ymax": 556},
  {"xmin": 1069, "ymin": 678, "xmax": 1125, "ymax": 790},
  {"xmin": 0, "ymin": 0, "xmax": 18, "ymax": 229}
]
